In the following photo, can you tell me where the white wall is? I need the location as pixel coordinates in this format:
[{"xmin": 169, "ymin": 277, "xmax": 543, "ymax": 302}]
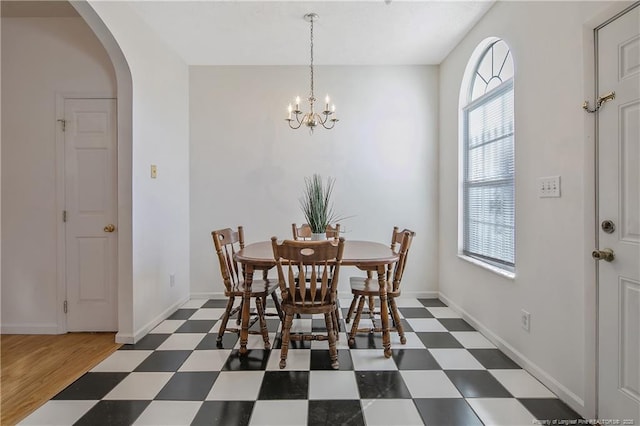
[
  {"xmin": 88, "ymin": 1, "xmax": 191, "ymax": 342},
  {"xmin": 438, "ymin": 0, "xmax": 614, "ymax": 416},
  {"xmin": 1, "ymin": 17, "xmax": 116, "ymax": 332},
  {"xmin": 190, "ymin": 65, "xmax": 439, "ymax": 297}
]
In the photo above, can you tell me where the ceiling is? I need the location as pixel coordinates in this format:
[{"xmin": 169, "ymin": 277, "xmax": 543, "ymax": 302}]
[{"xmin": 2, "ymin": 0, "xmax": 495, "ymax": 66}]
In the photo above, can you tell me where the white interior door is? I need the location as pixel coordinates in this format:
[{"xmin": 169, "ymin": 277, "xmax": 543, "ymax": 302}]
[
  {"xmin": 596, "ymin": 4, "xmax": 640, "ymax": 422},
  {"xmin": 64, "ymin": 98, "xmax": 118, "ymax": 332}
]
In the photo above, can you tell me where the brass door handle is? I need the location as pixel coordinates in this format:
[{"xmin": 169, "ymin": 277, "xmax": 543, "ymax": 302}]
[
  {"xmin": 104, "ymin": 224, "xmax": 116, "ymax": 233},
  {"xmin": 592, "ymin": 248, "xmax": 614, "ymax": 262}
]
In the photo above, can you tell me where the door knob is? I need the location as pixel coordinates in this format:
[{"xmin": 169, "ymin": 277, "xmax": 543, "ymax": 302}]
[
  {"xmin": 592, "ymin": 248, "xmax": 614, "ymax": 262},
  {"xmin": 104, "ymin": 224, "xmax": 116, "ymax": 233}
]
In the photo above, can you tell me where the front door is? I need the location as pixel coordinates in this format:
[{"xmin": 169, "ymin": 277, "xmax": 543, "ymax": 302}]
[
  {"xmin": 596, "ymin": 4, "xmax": 640, "ymax": 421},
  {"xmin": 64, "ymin": 98, "xmax": 118, "ymax": 331}
]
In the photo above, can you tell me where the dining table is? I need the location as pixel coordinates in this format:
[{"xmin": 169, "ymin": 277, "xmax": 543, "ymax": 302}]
[{"xmin": 234, "ymin": 240, "xmax": 399, "ymax": 358}]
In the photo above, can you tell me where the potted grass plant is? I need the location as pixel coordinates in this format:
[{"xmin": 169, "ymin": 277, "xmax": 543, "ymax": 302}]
[{"xmin": 300, "ymin": 174, "xmax": 339, "ymax": 239}]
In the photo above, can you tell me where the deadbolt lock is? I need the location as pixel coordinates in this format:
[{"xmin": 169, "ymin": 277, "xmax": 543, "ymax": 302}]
[
  {"xmin": 592, "ymin": 248, "xmax": 614, "ymax": 262},
  {"xmin": 601, "ymin": 220, "xmax": 615, "ymax": 234}
]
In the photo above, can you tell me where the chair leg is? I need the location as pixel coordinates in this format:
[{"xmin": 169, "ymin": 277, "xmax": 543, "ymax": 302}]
[
  {"xmin": 236, "ymin": 299, "xmax": 243, "ymax": 325},
  {"xmin": 254, "ymin": 297, "xmax": 270, "ymax": 350},
  {"xmin": 332, "ymin": 307, "xmax": 340, "ymax": 341},
  {"xmin": 325, "ymin": 311, "xmax": 339, "ymax": 369},
  {"xmin": 345, "ymin": 295, "xmax": 358, "ymax": 324},
  {"xmin": 348, "ymin": 296, "xmax": 366, "ymax": 346},
  {"xmin": 389, "ymin": 297, "xmax": 406, "ymax": 344},
  {"xmin": 279, "ymin": 312, "xmax": 294, "ymax": 369},
  {"xmin": 217, "ymin": 296, "xmax": 235, "ymax": 343},
  {"xmin": 271, "ymin": 291, "xmax": 284, "ymax": 321}
]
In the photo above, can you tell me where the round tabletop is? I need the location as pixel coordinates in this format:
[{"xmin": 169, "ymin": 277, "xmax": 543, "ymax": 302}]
[{"xmin": 235, "ymin": 240, "xmax": 398, "ymax": 269}]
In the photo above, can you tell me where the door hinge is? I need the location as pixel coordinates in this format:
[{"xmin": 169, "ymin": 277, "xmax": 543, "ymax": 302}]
[
  {"xmin": 63, "ymin": 210, "xmax": 67, "ymax": 222},
  {"xmin": 57, "ymin": 119, "xmax": 66, "ymax": 132},
  {"xmin": 63, "ymin": 300, "xmax": 68, "ymax": 314}
]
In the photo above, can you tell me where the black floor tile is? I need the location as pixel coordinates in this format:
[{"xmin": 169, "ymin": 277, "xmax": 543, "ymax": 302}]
[
  {"xmin": 202, "ymin": 299, "xmax": 229, "ymax": 308},
  {"xmin": 222, "ymin": 349, "xmax": 270, "ymax": 371},
  {"xmin": 273, "ymin": 337, "xmax": 312, "ymax": 350},
  {"xmin": 155, "ymin": 371, "xmax": 218, "ymax": 400},
  {"xmin": 417, "ymin": 332, "xmax": 465, "ymax": 348},
  {"xmin": 399, "ymin": 307, "xmax": 434, "ymax": 318},
  {"xmin": 355, "ymin": 371, "xmax": 412, "ymax": 399},
  {"xmin": 191, "ymin": 401, "xmax": 254, "ymax": 426},
  {"xmin": 53, "ymin": 372, "xmax": 129, "ymax": 400},
  {"xmin": 392, "ymin": 349, "xmax": 441, "ymax": 370},
  {"xmin": 308, "ymin": 400, "xmax": 365, "ymax": 426},
  {"xmin": 310, "ymin": 349, "xmax": 354, "ymax": 370},
  {"xmin": 349, "ymin": 333, "xmax": 383, "ymax": 350},
  {"xmin": 419, "ymin": 298, "xmax": 447, "ymax": 307},
  {"xmin": 119, "ymin": 334, "xmax": 170, "ymax": 350},
  {"xmin": 175, "ymin": 320, "xmax": 217, "ymax": 333},
  {"xmin": 249, "ymin": 318, "xmax": 281, "ymax": 333},
  {"xmin": 468, "ymin": 348, "xmax": 520, "ymax": 369},
  {"xmin": 445, "ymin": 370, "xmax": 512, "ymax": 398},
  {"xmin": 438, "ymin": 318, "xmax": 475, "ymax": 331},
  {"xmin": 73, "ymin": 400, "xmax": 150, "ymax": 426},
  {"xmin": 257, "ymin": 371, "xmax": 309, "ymax": 399},
  {"xmin": 167, "ymin": 309, "xmax": 197, "ymax": 320},
  {"xmin": 196, "ymin": 332, "xmax": 239, "ymax": 350},
  {"xmin": 519, "ymin": 398, "xmax": 583, "ymax": 422},
  {"xmin": 133, "ymin": 350, "xmax": 192, "ymax": 372},
  {"xmin": 414, "ymin": 398, "xmax": 483, "ymax": 426}
]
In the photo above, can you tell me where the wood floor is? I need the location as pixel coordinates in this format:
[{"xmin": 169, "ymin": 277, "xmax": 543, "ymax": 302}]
[{"xmin": 1, "ymin": 333, "xmax": 121, "ymax": 425}]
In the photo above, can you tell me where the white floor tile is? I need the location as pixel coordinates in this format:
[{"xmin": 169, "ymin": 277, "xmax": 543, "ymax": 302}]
[
  {"xmin": 189, "ymin": 308, "xmax": 226, "ymax": 320},
  {"xmin": 90, "ymin": 350, "xmax": 153, "ymax": 372},
  {"xmin": 18, "ymin": 400, "xmax": 98, "ymax": 425},
  {"xmin": 405, "ymin": 318, "xmax": 447, "ymax": 332},
  {"xmin": 156, "ymin": 333, "xmax": 207, "ymax": 350},
  {"xmin": 427, "ymin": 307, "xmax": 461, "ymax": 318},
  {"xmin": 104, "ymin": 372, "xmax": 173, "ymax": 400},
  {"xmin": 149, "ymin": 320, "xmax": 186, "ymax": 334},
  {"xmin": 489, "ymin": 369, "xmax": 556, "ymax": 398},
  {"xmin": 266, "ymin": 349, "xmax": 310, "ymax": 371},
  {"xmin": 309, "ymin": 371, "xmax": 360, "ymax": 400},
  {"xmin": 361, "ymin": 399, "xmax": 424, "ymax": 426},
  {"xmin": 350, "ymin": 349, "xmax": 398, "ymax": 371},
  {"xmin": 178, "ymin": 349, "xmax": 232, "ymax": 372},
  {"xmin": 249, "ymin": 400, "xmax": 308, "ymax": 426},
  {"xmin": 289, "ymin": 318, "xmax": 313, "ymax": 333},
  {"xmin": 206, "ymin": 371, "xmax": 265, "ymax": 400},
  {"xmin": 466, "ymin": 398, "xmax": 535, "ymax": 426},
  {"xmin": 451, "ymin": 331, "xmax": 496, "ymax": 349},
  {"xmin": 429, "ymin": 349, "xmax": 484, "ymax": 370},
  {"xmin": 393, "ymin": 298, "xmax": 427, "ymax": 308},
  {"xmin": 133, "ymin": 401, "xmax": 201, "ymax": 425},
  {"xmin": 180, "ymin": 299, "xmax": 208, "ymax": 309},
  {"xmin": 310, "ymin": 334, "xmax": 350, "ymax": 350},
  {"xmin": 400, "ymin": 370, "xmax": 462, "ymax": 398},
  {"xmin": 390, "ymin": 332, "xmax": 427, "ymax": 349}
]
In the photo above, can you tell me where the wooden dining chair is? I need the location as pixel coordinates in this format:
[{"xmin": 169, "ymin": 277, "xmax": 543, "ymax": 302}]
[
  {"xmin": 271, "ymin": 237, "xmax": 345, "ymax": 369},
  {"xmin": 345, "ymin": 227, "xmax": 415, "ymax": 346},
  {"xmin": 212, "ymin": 226, "xmax": 283, "ymax": 348},
  {"xmin": 292, "ymin": 223, "xmax": 341, "ymax": 241}
]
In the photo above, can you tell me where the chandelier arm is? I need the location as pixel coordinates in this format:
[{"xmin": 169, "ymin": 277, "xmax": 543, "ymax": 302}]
[{"xmin": 287, "ymin": 118, "xmax": 304, "ymax": 130}]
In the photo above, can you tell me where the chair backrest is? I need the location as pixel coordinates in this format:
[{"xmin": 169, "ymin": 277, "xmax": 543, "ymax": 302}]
[
  {"xmin": 292, "ymin": 223, "xmax": 341, "ymax": 241},
  {"xmin": 390, "ymin": 228, "xmax": 415, "ymax": 292},
  {"xmin": 272, "ymin": 237, "xmax": 345, "ymax": 305},
  {"xmin": 212, "ymin": 226, "xmax": 245, "ymax": 292}
]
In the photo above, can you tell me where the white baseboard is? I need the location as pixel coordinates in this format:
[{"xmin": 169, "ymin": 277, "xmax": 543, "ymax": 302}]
[
  {"xmin": 0, "ymin": 322, "xmax": 62, "ymax": 334},
  {"xmin": 130, "ymin": 296, "xmax": 190, "ymax": 344},
  {"xmin": 439, "ymin": 292, "xmax": 585, "ymax": 416}
]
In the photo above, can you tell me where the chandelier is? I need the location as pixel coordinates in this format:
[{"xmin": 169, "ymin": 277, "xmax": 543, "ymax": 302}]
[{"xmin": 286, "ymin": 13, "xmax": 338, "ymax": 132}]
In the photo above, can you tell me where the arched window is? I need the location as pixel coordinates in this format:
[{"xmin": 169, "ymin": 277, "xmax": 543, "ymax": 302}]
[{"xmin": 460, "ymin": 39, "xmax": 515, "ymax": 273}]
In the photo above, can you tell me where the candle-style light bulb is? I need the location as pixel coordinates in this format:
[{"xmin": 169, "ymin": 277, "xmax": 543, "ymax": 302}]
[
  {"xmin": 295, "ymin": 96, "xmax": 300, "ymax": 111},
  {"xmin": 325, "ymin": 95, "xmax": 330, "ymax": 111},
  {"xmin": 287, "ymin": 103, "xmax": 292, "ymax": 120}
]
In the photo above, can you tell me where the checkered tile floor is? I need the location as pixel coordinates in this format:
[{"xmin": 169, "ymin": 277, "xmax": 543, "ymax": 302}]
[{"xmin": 20, "ymin": 298, "xmax": 582, "ymax": 425}]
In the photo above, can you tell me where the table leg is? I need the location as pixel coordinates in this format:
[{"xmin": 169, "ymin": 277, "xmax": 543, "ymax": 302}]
[
  {"xmin": 377, "ymin": 265, "xmax": 392, "ymax": 358},
  {"xmin": 239, "ymin": 265, "xmax": 253, "ymax": 355}
]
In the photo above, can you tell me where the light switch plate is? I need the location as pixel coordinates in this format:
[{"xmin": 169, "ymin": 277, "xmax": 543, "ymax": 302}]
[
  {"xmin": 151, "ymin": 165, "xmax": 158, "ymax": 179},
  {"xmin": 539, "ymin": 176, "xmax": 560, "ymax": 198}
]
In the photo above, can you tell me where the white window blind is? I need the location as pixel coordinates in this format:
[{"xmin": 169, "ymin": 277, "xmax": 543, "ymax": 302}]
[{"xmin": 463, "ymin": 78, "xmax": 515, "ymax": 269}]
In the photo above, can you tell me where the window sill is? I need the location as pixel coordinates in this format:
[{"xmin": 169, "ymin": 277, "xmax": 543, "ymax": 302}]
[{"xmin": 458, "ymin": 254, "xmax": 516, "ymax": 280}]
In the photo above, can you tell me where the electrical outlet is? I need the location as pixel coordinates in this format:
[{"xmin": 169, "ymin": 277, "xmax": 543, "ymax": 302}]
[
  {"xmin": 170, "ymin": 274, "xmax": 175, "ymax": 287},
  {"xmin": 521, "ymin": 309, "xmax": 530, "ymax": 332},
  {"xmin": 538, "ymin": 176, "xmax": 560, "ymax": 198}
]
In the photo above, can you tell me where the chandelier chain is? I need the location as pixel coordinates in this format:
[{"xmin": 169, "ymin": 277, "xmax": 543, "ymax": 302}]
[{"xmin": 309, "ymin": 15, "xmax": 314, "ymax": 100}]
